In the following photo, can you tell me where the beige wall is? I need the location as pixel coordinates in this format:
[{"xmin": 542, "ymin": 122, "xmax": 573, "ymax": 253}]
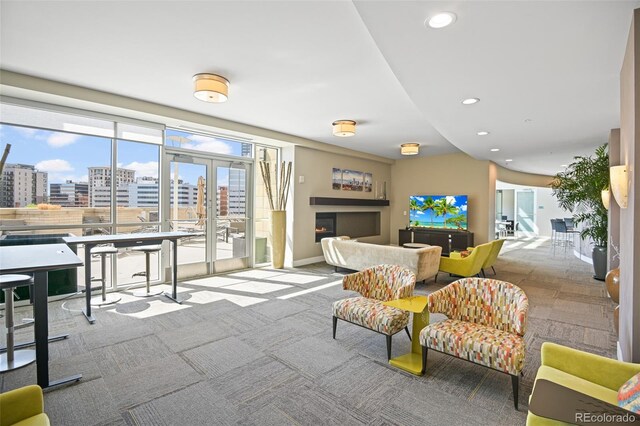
[
  {"xmin": 390, "ymin": 153, "xmax": 492, "ymax": 245},
  {"xmin": 618, "ymin": 8, "xmax": 640, "ymax": 363},
  {"xmin": 290, "ymin": 146, "xmax": 392, "ymax": 264}
]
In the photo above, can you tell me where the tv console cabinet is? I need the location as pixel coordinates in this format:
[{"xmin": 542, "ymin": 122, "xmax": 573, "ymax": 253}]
[{"xmin": 399, "ymin": 229, "xmax": 474, "ymax": 255}]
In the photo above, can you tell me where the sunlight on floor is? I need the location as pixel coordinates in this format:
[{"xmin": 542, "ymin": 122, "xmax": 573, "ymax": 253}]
[
  {"xmin": 278, "ymin": 280, "xmax": 342, "ymax": 300},
  {"xmin": 112, "ymin": 299, "xmax": 190, "ymax": 319},
  {"xmin": 263, "ymin": 273, "xmax": 326, "ymax": 284},
  {"xmin": 185, "ymin": 290, "xmax": 266, "ymax": 307},
  {"xmin": 222, "ymin": 280, "xmax": 292, "ymax": 294}
]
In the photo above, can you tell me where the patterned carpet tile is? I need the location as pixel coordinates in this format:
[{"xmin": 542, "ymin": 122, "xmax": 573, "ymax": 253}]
[
  {"xmin": 102, "ymin": 354, "xmax": 202, "ymax": 410},
  {"xmin": 182, "ymin": 336, "xmax": 264, "ymax": 378}
]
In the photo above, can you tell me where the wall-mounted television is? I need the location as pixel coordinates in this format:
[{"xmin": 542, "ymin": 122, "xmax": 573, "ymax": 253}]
[{"xmin": 409, "ymin": 195, "xmax": 468, "ymax": 230}]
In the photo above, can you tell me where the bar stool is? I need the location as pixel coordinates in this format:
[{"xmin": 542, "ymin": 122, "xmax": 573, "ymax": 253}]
[
  {"xmin": 131, "ymin": 246, "xmax": 163, "ymax": 297},
  {"xmin": 90, "ymin": 246, "xmax": 121, "ymax": 306},
  {"xmin": 0, "ymin": 274, "xmax": 36, "ymax": 372}
]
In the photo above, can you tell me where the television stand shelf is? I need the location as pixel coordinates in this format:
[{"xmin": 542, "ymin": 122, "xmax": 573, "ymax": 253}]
[{"xmin": 399, "ymin": 228, "xmax": 474, "ymax": 255}]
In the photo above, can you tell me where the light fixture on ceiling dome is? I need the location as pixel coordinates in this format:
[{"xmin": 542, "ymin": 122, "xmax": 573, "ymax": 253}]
[
  {"xmin": 426, "ymin": 12, "xmax": 457, "ymax": 29},
  {"xmin": 332, "ymin": 120, "xmax": 356, "ymax": 137},
  {"xmin": 400, "ymin": 143, "xmax": 420, "ymax": 156},
  {"xmin": 193, "ymin": 73, "xmax": 229, "ymax": 103}
]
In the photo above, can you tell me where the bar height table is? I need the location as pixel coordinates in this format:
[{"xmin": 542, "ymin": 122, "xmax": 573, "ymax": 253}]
[
  {"xmin": 63, "ymin": 231, "xmax": 198, "ymax": 324},
  {"xmin": 0, "ymin": 243, "xmax": 83, "ymax": 388}
]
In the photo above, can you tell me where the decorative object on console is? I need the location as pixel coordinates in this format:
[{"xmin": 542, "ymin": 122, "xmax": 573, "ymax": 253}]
[
  {"xmin": 551, "ymin": 144, "xmax": 609, "ymax": 280},
  {"xmin": 420, "ymin": 277, "xmax": 528, "ymax": 409},
  {"xmin": 259, "ymin": 160, "xmax": 292, "ymax": 269},
  {"xmin": 610, "ymin": 165, "xmax": 629, "ymax": 209},
  {"xmin": 332, "ymin": 264, "xmax": 416, "ymax": 360}
]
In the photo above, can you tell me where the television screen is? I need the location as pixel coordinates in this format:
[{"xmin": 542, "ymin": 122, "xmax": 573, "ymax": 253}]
[{"xmin": 409, "ymin": 195, "xmax": 468, "ymax": 230}]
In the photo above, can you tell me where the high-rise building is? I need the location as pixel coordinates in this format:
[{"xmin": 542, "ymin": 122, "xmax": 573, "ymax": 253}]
[
  {"xmin": 49, "ymin": 180, "xmax": 89, "ymax": 207},
  {"xmin": 91, "ymin": 176, "xmax": 198, "ymax": 208},
  {"xmin": 0, "ymin": 163, "xmax": 48, "ymax": 207},
  {"xmin": 88, "ymin": 167, "xmax": 135, "ymax": 206},
  {"xmin": 228, "ymin": 168, "xmax": 246, "ymax": 216},
  {"xmin": 217, "ymin": 186, "xmax": 228, "ymax": 216}
]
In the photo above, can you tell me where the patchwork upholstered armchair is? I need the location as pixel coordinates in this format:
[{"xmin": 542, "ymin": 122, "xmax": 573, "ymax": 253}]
[
  {"xmin": 420, "ymin": 277, "xmax": 529, "ymax": 409},
  {"xmin": 332, "ymin": 264, "xmax": 416, "ymax": 360}
]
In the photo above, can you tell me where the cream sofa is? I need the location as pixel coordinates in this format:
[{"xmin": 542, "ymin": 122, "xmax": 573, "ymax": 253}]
[{"xmin": 321, "ymin": 236, "xmax": 442, "ymax": 282}]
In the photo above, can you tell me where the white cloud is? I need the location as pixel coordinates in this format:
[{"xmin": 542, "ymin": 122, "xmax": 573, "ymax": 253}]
[
  {"xmin": 13, "ymin": 127, "xmax": 40, "ymax": 138},
  {"xmin": 416, "ymin": 211, "xmax": 424, "ymax": 215},
  {"xmin": 47, "ymin": 133, "xmax": 81, "ymax": 148},
  {"xmin": 414, "ymin": 196, "xmax": 424, "ymax": 202},
  {"xmin": 446, "ymin": 195, "xmax": 456, "ymax": 205},
  {"xmin": 461, "ymin": 205, "xmax": 467, "ymax": 212},
  {"xmin": 183, "ymin": 136, "xmax": 233, "ymax": 155},
  {"xmin": 35, "ymin": 159, "xmax": 73, "ymax": 172},
  {"xmin": 123, "ymin": 161, "xmax": 159, "ymax": 178}
]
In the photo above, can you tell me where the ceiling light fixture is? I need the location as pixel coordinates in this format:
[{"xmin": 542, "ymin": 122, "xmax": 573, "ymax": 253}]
[
  {"xmin": 477, "ymin": 131, "xmax": 490, "ymax": 136},
  {"xmin": 400, "ymin": 143, "xmax": 420, "ymax": 156},
  {"xmin": 426, "ymin": 12, "xmax": 457, "ymax": 29},
  {"xmin": 462, "ymin": 98, "xmax": 480, "ymax": 105},
  {"xmin": 505, "ymin": 159, "xmax": 513, "ymax": 162},
  {"xmin": 490, "ymin": 148, "xmax": 500, "ymax": 152},
  {"xmin": 561, "ymin": 164, "xmax": 568, "ymax": 167},
  {"xmin": 193, "ymin": 73, "xmax": 229, "ymax": 103},
  {"xmin": 332, "ymin": 120, "xmax": 356, "ymax": 137}
]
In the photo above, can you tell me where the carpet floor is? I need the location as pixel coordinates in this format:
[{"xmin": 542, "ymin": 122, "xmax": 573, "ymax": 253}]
[{"xmin": 0, "ymin": 237, "xmax": 616, "ymax": 425}]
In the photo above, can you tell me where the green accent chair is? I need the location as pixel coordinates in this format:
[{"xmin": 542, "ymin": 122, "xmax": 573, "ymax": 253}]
[
  {"xmin": 472, "ymin": 239, "xmax": 505, "ymax": 277},
  {"xmin": 435, "ymin": 241, "xmax": 492, "ymax": 282},
  {"xmin": 526, "ymin": 342, "xmax": 640, "ymax": 425},
  {"xmin": 0, "ymin": 385, "xmax": 50, "ymax": 426}
]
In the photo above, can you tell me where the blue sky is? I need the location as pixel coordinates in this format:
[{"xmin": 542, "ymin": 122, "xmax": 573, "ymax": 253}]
[{"xmin": 0, "ymin": 125, "xmax": 249, "ymax": 188}]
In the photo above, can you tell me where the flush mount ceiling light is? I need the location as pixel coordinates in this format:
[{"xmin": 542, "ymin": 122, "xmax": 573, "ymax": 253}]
[
  {"xmin": 561, "ymin": 164, "xmax": 568, "ymax": 168},
  {"xmin": 400, "ymin": 143, "xmax": 420, "ymax": 156},
  {"xmin": 332, "ymin": 120, "xmax": 356, "ymax": 137},
  {"xmin": 426, "ymin": 12, "xmax": 457, "ymax": 29},
  {"xmin": 490, "ymin": 148, "xmax": 500, "ymax": 152},
  {"xmin": 193, "ymin": 73, "xmax": 229, "ymax": 103},
  {"xmin": 477, "ymin": 131, "xmax": 490, "ymax": 136},
  {"xmin": 505, "ymin": 159, "xmax": 513, "ymax": 162},
  {"xmin": 461, "ymin": 98, "xmax": 480, "ymax": 105}
]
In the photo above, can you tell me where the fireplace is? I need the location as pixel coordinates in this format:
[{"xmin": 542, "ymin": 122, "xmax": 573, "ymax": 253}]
[{"xmin": 315, "ymin": 212, "xmax": 337, "ymax": 242}]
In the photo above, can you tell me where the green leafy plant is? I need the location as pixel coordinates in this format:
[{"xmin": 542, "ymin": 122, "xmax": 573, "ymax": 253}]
[{"xmin": 550, "ymin": 144, "xmax": 609, "ymax": 247}]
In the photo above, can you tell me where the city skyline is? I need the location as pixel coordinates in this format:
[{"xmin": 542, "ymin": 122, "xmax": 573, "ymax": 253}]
[{"xmin": 0, "ymin": 124, "xmax": 250, "ymax": 188}]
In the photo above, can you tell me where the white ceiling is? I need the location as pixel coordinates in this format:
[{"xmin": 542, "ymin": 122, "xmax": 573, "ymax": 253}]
[{"xmin": 0, "ymin": 1, "xmax": 638, "ymax": 176}]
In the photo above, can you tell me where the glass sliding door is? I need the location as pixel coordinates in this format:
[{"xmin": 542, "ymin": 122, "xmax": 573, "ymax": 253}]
[
  {"xmin": 214, "ymin": 161, "xmax": 250, "ymax": 262},
  {"xmin": 164, "ymin": 152, "xmax": 252, "ymax": 277}
]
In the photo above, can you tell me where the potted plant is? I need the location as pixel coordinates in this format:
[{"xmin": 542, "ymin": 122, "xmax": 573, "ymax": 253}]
[{"xmin": 551, "ymin": 144, "xmax": 609, "ymax": 280}]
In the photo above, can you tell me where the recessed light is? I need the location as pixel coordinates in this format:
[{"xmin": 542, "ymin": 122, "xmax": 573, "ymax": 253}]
[
  {"xmin": 505, "ymin": 159, "xmax": 513, "ymax": 162},
  {"xmin": 462, "ymin": 98, "xmax": 480, "ymax": 105},
  {"xmin": 490, "ymin": 148, "xmax": 500, "ymax": 152},
  {"xmin": 477, "ymin": 131, "xmax": 490, "ymax": 136},
  {"xmin": 561, "ymin": 164, "xmax": 568, "ymax": 167},
  {"xmin": 426, "ymin": 12, "xmax": 457, "ymax": 29}
]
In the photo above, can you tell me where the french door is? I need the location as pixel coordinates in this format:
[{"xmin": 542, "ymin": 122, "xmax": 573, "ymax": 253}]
[{"xmin": 164, "ymin": 151, "xmax": 252, "ymax": 277}]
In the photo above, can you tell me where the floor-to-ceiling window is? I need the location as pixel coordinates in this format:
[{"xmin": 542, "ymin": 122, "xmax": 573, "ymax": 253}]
[{"xmin": 0, "ymin": 98, "xmax": 279, "ymax": 294}]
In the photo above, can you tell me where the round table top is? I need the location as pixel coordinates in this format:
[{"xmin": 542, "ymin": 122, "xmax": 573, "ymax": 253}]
[{"xmin": 403, "ymin": 243, "xmax": 430, "ymax": 249}]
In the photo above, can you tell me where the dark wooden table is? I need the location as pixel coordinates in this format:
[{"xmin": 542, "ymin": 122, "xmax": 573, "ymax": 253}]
[
  {"xmin": 63, "ymin": 231, "xmax": 198, "ymax": 323},
  {"xmin": 0, "ymin": 243, "xmax": 83, "ymax": 389}
]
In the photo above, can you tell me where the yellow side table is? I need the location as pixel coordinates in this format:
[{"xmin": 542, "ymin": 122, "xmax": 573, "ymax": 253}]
[{"xmin": 382, "ymin": 295, "xmax": 429, "ymax": 375}]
